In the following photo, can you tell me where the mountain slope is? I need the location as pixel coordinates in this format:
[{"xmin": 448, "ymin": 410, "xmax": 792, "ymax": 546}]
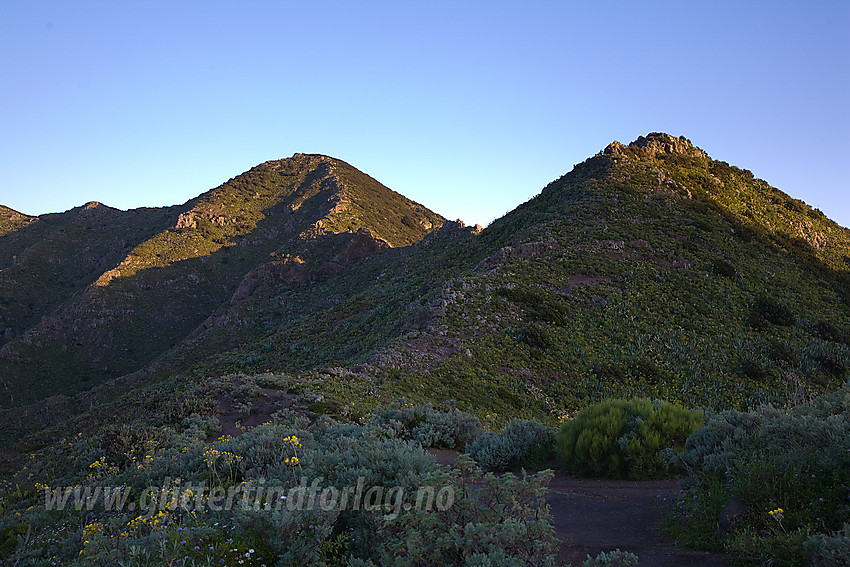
[
  {"xmin": 0, "ymin": 205, "xmax": 34, "ymax": 236},
  {"xmin": 165, "ymin": 134, "xmax": 850, "ymax": 420},
  {"xmin": 0, "ymin": 203, "xmax": 182, "ymax": 349},
  {"xmin": 0, "ymin": 155, "xmax": 443, "ymax": 407},
  {"xmin": 1, "ymin": 134, "xmax": 848, "ymax": 420}
]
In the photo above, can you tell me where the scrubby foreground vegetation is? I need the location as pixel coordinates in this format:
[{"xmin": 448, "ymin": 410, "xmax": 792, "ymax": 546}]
[
  {"xmin": 0, "ymin": 381, "xmax": 639, "ymax": 567},
  {"xmin": 1, "ymin": 374, "xmax": 847, "ymax": 565},
  {"xmin": 664, "ymin": 379, "xmax": 850, "ymax": 565}
]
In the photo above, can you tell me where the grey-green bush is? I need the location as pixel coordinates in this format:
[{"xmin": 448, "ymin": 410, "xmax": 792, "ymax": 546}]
[
  {"xmin": 582, "ymin": 549, "xmax": 640, "ymax": 567},
  {"xmin": 370, "ymin": 402, "xmax": 483, "ymax": 450},
  {"xmin": 804, "ymin": 524, "xmax": 850, "ymax": 567},
  {"xmin": 467, "ymin": 419, "xmax": 555, "ymax": 472},
  {"xmin": 665, "ymin": 380, "xmax": 850, "ymax": 566},
  {"xmin": 370, "ymin": 455, "xmax": 563, "ymax": 567}
]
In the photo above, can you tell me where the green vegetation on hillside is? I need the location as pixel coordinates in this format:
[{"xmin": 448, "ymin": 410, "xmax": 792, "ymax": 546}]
[
  {"xmin": 0, "ymin": 133, "xmax": 849, "ymax": 564},
  {"xmin": 0, "ymin": 155, "xmax": 444, "ymax": 407},
  {"xmin": 169, "ymin": 135, "xmax": 850, "ymax": 425}
]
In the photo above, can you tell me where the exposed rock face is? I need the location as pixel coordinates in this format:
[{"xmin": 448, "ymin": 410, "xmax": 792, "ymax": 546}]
[
  {"xmin": 175, "ymin": 212, "xmax": 197, "ymax": 229},
  {"xmin": 231, "ymin": 256, "xmax": 309, "ymax": 303},
  {"xmin": 604, "ymin": 132, "xmax": 708, "ymax": 160},
  {"xmin": 229, "ymin": 230, "xmax": 391, "ymax": 303},
  {"xmin": 333, "ymin": 230, "xmax": 390, "ymax": 265},
  {"xmin": 0, "ymin": 207, "xmax": 31, "ymax": 223},
  {"xmin": 475, "ymin": 237, "xmax": 563, "ymax": 271},
  {"xmin": 418, "ymin": 219, "xmax": 481, "ymax": 247},
  {"xmin": 316, "ymin": 230, "xmax": 391, "ymax": 278}
]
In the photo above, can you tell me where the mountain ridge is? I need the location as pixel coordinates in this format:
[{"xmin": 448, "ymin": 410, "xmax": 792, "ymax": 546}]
[
  {"xmin": 0, "ymin": 153, "xmax": 445, "ymax": 406},
  {"xmin": 0, "ymin": 134, "xmax": 848, "ymax": 417}
]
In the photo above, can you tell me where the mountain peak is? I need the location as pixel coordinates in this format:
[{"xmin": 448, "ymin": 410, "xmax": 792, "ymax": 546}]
[{"xmin": 604, "ymin": 132, "xmax": 708, "ymax": 160}]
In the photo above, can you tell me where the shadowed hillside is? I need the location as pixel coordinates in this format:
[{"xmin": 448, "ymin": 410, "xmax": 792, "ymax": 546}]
[
  {"xmin": 0, "ymin": 155, "xmax": 444, "ymax": 407},
  {"xmin": 1, "ymin": 134, "xmax": 848, "ymax": 419}
]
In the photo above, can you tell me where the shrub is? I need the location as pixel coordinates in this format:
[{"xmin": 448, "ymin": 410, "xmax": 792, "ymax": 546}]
[
  {"xmin": 593, "ymin": 363, "xmax": 626, "ymax": 384},
  {"xmin": 411, "ymin": 407, "xmax": 483, "ymax": 450},
  {"xmin": 804, "ymin": 524, "xmax": 850, "ymax": 566},
  {"xmin": 711, "ymin": 258, "xmax": 736, "ymax": 279},
  {"xmin": 820, "ymin": 349, "xmax": 849, "ymax": 378},
  {"xmin": 498, "ymin": 287, "xmax": 567, "ymax": 326},
  {"xmin": 629, "ymin": 358, "xmax": 664, "ymax": 384},
  {"xmin": 521, "ymin": 323, "xmax": 553, "ymax": 349},
  {"xmin": 667, "ymin": 380, "xmax": 850, "ymax": 564},
  {"xmin": 815, "ymin": 321, "xmax": 850, "ymax": 346},
  {"xmin": 370, "ymin": 402, "xmax": 483, "ymax": 450},
  {"xmin": 556, "ymin": 398, "xmax": 703, "ymax": 479},
  {"xmin": 771, "ymin": 340, "xmax": 798, "ymax": 367},
  {"xmin": 751, "ymin": 296, "xmax": 796, "ymax": 327},
  {"xmin": 467, "ymin": 419, "xmax": 556, "ymax": 472},
  {"xmin": 582, "ymin": 549, "xmax": 640, "ymax": 567},
  {"xmin": 740, "ymin": 358, "xmax": 769, "ymax": 381},
  {"xmin": 370, "ymin": 455, "xmax": 562, "ymax": 567}
]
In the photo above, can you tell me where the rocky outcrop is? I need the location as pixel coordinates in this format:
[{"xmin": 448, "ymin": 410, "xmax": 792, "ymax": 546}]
[
  {"xmin": 333, "ymin": 230, "xmax": 390, "ymax": 265},
  {"xmin": 604, "ymin": 132, "xmax": 708, "ymax": 160},
  {"xmin": 718, "ymin": 498, "xmax": 747, "ymax": 533},
  {"xmin": 229, "ymin": 230, "xmax": 392, "ymax": 303},
  {"xmin": 475, "ymin": 237, "xmax": 563, "ymax": 271},
  {"xmin": 175, "ymin": 212, "xmax": 197, "ymax": 229},
  {"xmin": 231, "ymin": 256, "xmax": 309, "ymax": 303}
]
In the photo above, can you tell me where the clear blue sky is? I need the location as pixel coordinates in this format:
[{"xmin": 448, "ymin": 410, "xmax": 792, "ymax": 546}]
[{"xmin": 2, "ymin": 1, "xmax": 848, "ymax": 228}]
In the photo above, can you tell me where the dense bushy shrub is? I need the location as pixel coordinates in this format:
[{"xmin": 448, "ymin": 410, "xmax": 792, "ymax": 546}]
[
  {"xmin": 556, "ymin": 398, "xmax": 703, "ymax": 479},
  {"xmin": 667, "ymin": 380, "xmax": 850, "ymax": 565},
  {"xmin": 521, "ymin": 323, "xmax": 554, "ymax": 349},
  {"xmin": 751, "ymin": 296, "xmax": 796, "ymax": 327},
  {"xmin": 629, "ymin": 358, "xmax": 665, "ymax": 384},
  {"xmin": 467, "ymin": 419, "xmax": 556, "ymax": 472},
  {"xmin": 816, "ymin": 320, "xmax": 850, "ymax": 346},
  {"xmin": 711, "ymin": 258, "xmax": 736, "ymax": 279},
  {"xmin": 740, "ymin": 358, "xmax": 769, "ymax": 381},
  {"xmin": 411, "ymin": 408, "xmax": 483, "ymax": 450},
  {"xmin": 820, "ymin": 349, "xmax": 850, "ymax": 377},
  {"xmin": 582, "ymin": 549, "xmax": 640, "ymax": 567},
  {"xmin": 592, "ymin": 363, "xmax": 626, "ymax": 383},
  {"xmin": 369, "ymin": 402, "xmax": 483, "ymax": 450},
  {"xmin": 498, "ymin": 287, "xmax": 567, "ymax": 326}
]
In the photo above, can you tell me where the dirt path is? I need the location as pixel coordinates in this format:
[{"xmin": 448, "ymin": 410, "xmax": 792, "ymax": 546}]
[
  {"xmin": 215, "ymin": 387, "xmax": 301, "ymax": 439},
  {"xmin": 548, "ymin": 476, "xmax": 728, "ymax": 566},
  {"xmin": 427, "ymin": 450, "xmax": 730, "ymax": 567}
]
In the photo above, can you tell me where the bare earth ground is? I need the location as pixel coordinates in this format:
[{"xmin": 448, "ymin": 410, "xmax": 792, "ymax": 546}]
[
  {"xmin": 428, "ymin": 449, "xmax": 730, "ymax": 567},
  {"xmin": 215, "ymin": 387, "xmax": 301, "ymax": 439}
]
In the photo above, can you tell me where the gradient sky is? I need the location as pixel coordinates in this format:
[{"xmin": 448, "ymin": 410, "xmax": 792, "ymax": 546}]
[{"xmin": 2, "ymin": 1, "xmax": 848, "ymax": 228}]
